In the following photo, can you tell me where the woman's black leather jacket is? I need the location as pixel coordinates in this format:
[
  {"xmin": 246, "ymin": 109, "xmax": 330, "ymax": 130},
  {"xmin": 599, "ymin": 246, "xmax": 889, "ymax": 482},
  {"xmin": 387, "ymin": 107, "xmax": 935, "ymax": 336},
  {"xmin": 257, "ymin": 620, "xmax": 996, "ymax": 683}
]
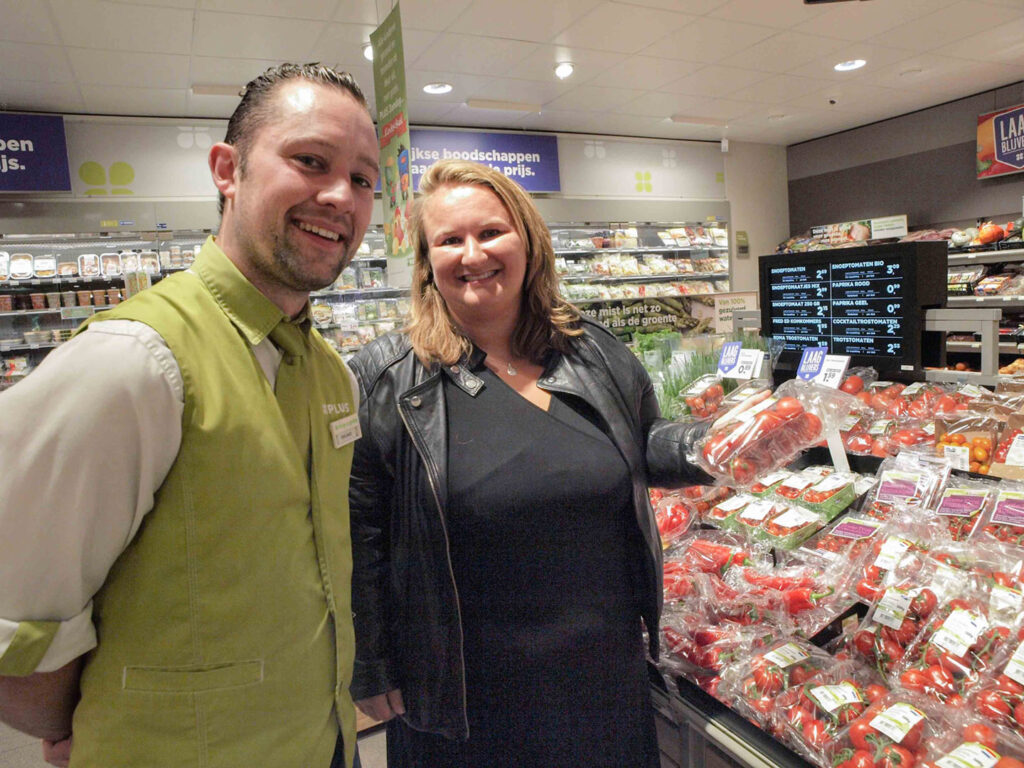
[{"xmin": 347, "ymin": 317, "xmax": 711, "ymax": 739}]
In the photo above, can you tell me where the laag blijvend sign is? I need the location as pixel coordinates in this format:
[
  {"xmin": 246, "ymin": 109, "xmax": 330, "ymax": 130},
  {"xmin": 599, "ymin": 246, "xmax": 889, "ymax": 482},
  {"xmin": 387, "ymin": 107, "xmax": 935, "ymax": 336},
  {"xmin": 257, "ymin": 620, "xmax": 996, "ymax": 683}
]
[
  {"xmin": 978, "ymin": 103, "xmax": 1024, "ymax": 179},
  {"xmin": 0, "ymin": 113, "xmax": 71, "ymax": 192}
]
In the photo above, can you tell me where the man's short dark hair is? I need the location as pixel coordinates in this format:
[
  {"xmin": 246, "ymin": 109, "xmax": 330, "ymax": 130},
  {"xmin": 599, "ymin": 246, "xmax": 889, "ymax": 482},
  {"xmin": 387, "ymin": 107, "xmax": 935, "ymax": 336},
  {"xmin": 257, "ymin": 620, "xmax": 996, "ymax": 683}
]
[{"xmin": 217, "ymin": 63, "xmax": 371, "ymax": 215}]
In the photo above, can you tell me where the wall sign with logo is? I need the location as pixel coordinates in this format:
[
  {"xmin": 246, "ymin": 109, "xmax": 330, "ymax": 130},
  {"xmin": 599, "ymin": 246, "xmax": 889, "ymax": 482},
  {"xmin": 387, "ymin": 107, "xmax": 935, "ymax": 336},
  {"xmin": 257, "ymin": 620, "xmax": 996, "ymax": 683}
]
[
  {"xmin": 577, "ymin": 295, "xmax": 716, "ymax": 342},
  {"xmin": 978, "ymin": 103, "xmax": 1024, "ymax": 179},
  {"xmin": 0, "ymin": 113, "xmax": 71, "ymax": 192},
  {"xmin": 407, "ymin": 129, "xmax": 559, "ymax": 192}
]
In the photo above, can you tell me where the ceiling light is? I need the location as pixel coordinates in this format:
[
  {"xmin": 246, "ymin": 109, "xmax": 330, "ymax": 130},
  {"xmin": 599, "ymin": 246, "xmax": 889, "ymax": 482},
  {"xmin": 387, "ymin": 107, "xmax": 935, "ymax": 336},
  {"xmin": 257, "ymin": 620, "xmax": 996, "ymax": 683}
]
[
  {"xmin": 554, "ymin": 62, "xmax": 574, "ymax": 80},
  {"xmin": 362, "ymin": 43, "xmax": 373, "ymax": 61},
  {"xmin": 465, "ymin": 98, "xmax": 541, "ymax": 113},
  {"xmin": 767, "ymin": 114, "xmax": 787, "ymax": 122},
  {"xmin": 669, "ymin": 114, "xmax": 728, "ymax": 126},
  {"xmin": 423, "ymin": 82, "xmax": 453, "ymax": 95},
  {"xmin": 190, "ymin": 84, "xmax": 241, "ymax": 97},
  {"xmin": 899, "ymin": 67, "xmax": 923, "ymax": 77},
  {"xmin": 834, "ymin": 59, "xmax": 866, "ymax": 72}
]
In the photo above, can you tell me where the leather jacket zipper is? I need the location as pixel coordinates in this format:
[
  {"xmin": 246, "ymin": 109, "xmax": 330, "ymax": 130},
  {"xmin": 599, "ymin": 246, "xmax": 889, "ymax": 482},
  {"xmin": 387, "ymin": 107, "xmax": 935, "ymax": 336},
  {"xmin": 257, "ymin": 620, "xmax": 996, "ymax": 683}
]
[{"xmin": 397, "ymin": 399, "xmax": 471, "ymax": 736}]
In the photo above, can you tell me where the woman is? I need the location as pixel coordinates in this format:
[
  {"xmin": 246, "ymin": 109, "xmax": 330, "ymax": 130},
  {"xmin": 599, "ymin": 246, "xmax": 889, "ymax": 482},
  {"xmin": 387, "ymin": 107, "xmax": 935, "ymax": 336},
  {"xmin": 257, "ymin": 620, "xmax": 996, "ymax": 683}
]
[{"xmin": 348, "ymin": 159, "xmax": 710, "ymax": 767}]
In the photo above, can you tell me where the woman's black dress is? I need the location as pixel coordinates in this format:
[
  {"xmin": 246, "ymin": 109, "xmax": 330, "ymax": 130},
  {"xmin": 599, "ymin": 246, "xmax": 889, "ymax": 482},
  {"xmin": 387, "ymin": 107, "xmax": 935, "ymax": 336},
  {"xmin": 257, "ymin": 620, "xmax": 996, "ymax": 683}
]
[{"xmin": 386, "ymin": 363, "xmax": 659, "ymax": 767}]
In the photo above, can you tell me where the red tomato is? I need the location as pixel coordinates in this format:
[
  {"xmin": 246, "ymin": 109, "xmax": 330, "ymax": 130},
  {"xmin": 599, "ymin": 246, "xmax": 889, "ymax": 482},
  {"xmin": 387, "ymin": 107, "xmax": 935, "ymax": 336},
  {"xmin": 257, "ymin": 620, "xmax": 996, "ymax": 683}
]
[
  {"xmin": 840, "ymin": 375, "xmax": 865, "ymax": 394},
  {"xmin": 865, "ymin": 684, "xmax": 888, "ymax": 703},
  {"xmin": 963, "ymin": 722, "xmax": 998, "ymax": 749},
  {"xmin": 995, "ymin": 760, "xmax": 1024, "ymax": 768},
  {"xmin": 848, "ymin": 720, "xmax": 880, "ymax": 751},
  {"xmin": 802, "ymin": 719, "xmax": 829, "ymax": 749},
  {"xmin": 773, "ymin": 397, "xmax": 804, "ymax": 420},
  {"xmin": 977, "ymin": 690, "xmax": 1012, "ymax": 719},
  {"xmin": 878, "ymin": 744, "xmax": 916, "ymax": 768},
  {"xmin": 900, "ymin": 668, "xmax": 928, "ymax": 693}
]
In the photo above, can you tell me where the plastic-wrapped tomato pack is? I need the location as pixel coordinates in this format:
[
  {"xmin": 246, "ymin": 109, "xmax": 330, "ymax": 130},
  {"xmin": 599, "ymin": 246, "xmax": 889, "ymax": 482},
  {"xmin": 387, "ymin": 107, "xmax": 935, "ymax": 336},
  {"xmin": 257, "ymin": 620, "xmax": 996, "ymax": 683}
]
[
  {"xmin": 861, "ymin": 455, "xmax": 949, "ymax": 521},
  {"xmin": 721, "ymin": 638, "xmax": 833, "ymax": 729},
  {"xmin": 823, "ymin": 690, "xmax": 950, "ymax": 768},
  {"xmin": 654, "ymin": 493, "xmax": 697, "ymax": 548},
  {"xmin": 797, "ymin": 515, "xmax": 886, "ymax": 564},
  {"xmin": 934, "ymin": 476, "xmax": 998, "ymax": 541},
  {"xmin": 677, "ymin": 374, "xmax": 727, "ymax": 420},
  {"xmin": 919, "ymin": 719, "xmax": 1024, "ymax": 768},
  {"xmin": 984, "ymin": 485, "xmax": 1024, "ymax": 547},
  {"xmin": 770, "ymin": 660, "xmax": 887, "ymax": 763},
  {"xmin": 696, "ymin": 380, "xmax": 855, "ymax": 485}
]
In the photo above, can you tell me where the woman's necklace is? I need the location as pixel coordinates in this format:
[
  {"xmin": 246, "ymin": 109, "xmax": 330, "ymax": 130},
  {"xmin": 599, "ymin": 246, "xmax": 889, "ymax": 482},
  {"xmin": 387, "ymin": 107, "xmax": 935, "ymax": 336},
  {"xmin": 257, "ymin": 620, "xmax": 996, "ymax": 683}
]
[{"xmin": 486, "ymin": 353, "xmax": 519, "ymax": 376}]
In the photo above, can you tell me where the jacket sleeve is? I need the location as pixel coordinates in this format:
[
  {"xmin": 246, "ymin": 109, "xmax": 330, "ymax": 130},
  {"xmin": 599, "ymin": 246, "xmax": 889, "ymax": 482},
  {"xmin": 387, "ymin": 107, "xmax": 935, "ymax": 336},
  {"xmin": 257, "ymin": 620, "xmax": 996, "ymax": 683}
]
[
  {"xmin": 628, "ymin": 351, "xmax": 716, "ymax": 487},
  {"xmin": 347, "ymin": 351, "xmax": 399, "ymax": 701}
]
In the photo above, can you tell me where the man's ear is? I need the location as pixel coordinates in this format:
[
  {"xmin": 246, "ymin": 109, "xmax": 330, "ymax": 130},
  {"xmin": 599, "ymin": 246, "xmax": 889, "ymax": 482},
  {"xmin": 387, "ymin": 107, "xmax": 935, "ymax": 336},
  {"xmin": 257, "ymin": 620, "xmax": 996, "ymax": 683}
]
[{"xmin": 209, "ymin": 142, "xmax": 239, "ymax": 203}]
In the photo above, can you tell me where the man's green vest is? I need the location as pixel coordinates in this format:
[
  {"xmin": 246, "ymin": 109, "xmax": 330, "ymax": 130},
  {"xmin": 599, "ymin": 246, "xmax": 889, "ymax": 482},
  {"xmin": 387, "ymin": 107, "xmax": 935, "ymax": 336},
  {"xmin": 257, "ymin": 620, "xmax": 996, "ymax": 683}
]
[{"xmin": 69, "ymin": 240, "xmax": 358, "ymax": 768}]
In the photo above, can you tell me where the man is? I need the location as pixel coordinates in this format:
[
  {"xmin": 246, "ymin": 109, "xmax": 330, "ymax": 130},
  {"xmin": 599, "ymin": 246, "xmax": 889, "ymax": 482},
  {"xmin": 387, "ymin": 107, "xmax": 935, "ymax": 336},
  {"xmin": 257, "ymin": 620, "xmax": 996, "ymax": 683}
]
[{"xmin": 0, "ymin": 63, "xmax": 379, "ymax": 768}]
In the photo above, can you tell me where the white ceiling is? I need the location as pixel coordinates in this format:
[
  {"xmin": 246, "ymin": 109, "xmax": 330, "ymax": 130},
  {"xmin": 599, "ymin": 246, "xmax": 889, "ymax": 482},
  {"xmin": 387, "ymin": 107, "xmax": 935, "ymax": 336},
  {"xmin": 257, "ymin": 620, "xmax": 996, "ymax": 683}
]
[{"xmin": 1, "ymin": 0, "xmax": 1023, "ymax": 145}]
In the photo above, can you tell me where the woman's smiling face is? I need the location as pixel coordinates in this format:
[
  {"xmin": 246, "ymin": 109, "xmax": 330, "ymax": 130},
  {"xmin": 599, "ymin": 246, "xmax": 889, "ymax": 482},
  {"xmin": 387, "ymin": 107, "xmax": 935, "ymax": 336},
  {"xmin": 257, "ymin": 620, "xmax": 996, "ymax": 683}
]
[{"xmin": 421, "ymin": 183, "xmax": 528, "ymax": 331}]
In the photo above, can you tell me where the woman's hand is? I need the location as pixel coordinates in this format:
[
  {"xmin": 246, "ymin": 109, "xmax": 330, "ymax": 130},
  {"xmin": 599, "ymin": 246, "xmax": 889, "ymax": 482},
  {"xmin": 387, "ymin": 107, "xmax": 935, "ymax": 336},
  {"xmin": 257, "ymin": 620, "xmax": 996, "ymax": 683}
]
[
  {"xmin": 42, "ymin": 736, "xmax": 72, "ymax": 767},
  {"xmin": 355, "ymin": 689, "xmax": 405, "ymax": 722}
]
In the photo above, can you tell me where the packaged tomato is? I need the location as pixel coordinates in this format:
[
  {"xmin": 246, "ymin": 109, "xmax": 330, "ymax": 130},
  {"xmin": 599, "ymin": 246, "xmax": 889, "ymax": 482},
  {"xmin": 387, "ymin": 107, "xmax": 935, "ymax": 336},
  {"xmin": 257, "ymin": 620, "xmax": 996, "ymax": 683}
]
[
  {"xmin": 677, "ymin": 374, "xmax": 727, "ymax": 420},
  {"xmin": 774, "ymin": 466, "xmax": 832, "ymax": 501},
  {"xmin": 721, "ymin": 637, "xmax": 833, "ymax": 729},
  {"xmin": 861, "ymin": 455, "xmax": 949, "ymax": 521},
  {"xmin": 654, "ymin": 494, "xmax": 696, "ymax": 548},
  {"xmin": 709, "ymin": 379, "xmax": 773, "ymax": 431},
  {"xmin": 798, "ymin": 515, "xmax": 886, "ymax": 564},
  {"xmin": 797, "ymin": 471, "xmax": 862, "ymax": 522},
  {"xmin": 838, "ymin": 366, "xmax": 877, "ymax": 396},
  {"xmin": 677, "ymin": 485, "xmax": 734, "ymax": 525},
  {"xmin": 825, "ymin": 690, "xmax": 950, "ymax": 768},
  {"xmin": 732, "ymin": 497, "xmax": 784, "ymax": 538},
  {"xmin": 919, "ymin": 720, "xmax": 1024, "ymax": 768},
  {"xmin": 771, "ymin": 660, "xmax": 885, "ymax": 764},
  {"xmin": 842, "ymin": 413, "xmax": 876, "ymax": 455},
  {"xmin": 936, "ymin": 415, "xmax": 1000, "ymax": 475},
  {"xmin": 934, "ymin": 476, "xmax": 998, "ymax": 542},
  {"xmin": 695, "ymin": 379, "xmax": 856, "ymax": 485},
  {"xmin": 749, "ymin": 469, "xmax": 793, "ymax": 498},
  {"xmin": 884, "ymin": 420, "xmax": 935, "ymax": 455},
  {"xmin": 967, "ymin": 633, "xmax": 1024, "ymax": 747},
  {"xmin": 983, "ymin": 485, "xmax": 1024, "ymax": 547},
  {"xmin": 703, "ymin": 492, "xmax": 756, "ymax": 529},
  {"xmin": 896, "ymin": 589, "xmax": 1012, "ymax": 704},
  {"xmin": 761, "ymin": 505, "xmax": 825, "ymax": 550}
]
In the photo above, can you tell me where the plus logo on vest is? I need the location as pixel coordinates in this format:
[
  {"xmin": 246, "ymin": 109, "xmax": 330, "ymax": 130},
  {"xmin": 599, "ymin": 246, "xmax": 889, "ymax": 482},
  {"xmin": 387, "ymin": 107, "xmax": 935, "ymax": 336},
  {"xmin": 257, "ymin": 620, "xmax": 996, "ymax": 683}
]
[{"xmin": 323, "ymin": 402, "xmax": 352, "ymax": 416}]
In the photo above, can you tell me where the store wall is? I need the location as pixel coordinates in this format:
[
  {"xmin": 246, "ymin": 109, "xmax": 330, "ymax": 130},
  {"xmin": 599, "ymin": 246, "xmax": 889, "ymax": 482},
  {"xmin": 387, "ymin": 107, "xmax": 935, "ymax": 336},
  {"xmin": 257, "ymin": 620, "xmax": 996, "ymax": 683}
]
[
  {"xmin": 724, "ymin": 142, "xmax": 790, "ymax": 293},
  {"xmin": 787, "ymin": 80, "xmax": 1024, "ymax": 235}
]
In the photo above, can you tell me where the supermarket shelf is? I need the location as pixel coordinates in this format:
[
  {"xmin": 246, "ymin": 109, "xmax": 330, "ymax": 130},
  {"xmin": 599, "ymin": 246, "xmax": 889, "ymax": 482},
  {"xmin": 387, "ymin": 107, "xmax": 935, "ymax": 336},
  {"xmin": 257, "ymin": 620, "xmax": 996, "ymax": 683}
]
[
  {"xmin": 946, "ymin": 340, "xmax": 1022, "ymax": 354},
  {"xmin": 555, "ymin": 245, "xmax": 727, "ymax": 256},
  {"xmin": 310, "ymin": 287, "xmax": 410, "ymax": 299},
  {"xmin": 560, "ymin": 271, "xmax": 727, "ymax": 284},
  {"xmin": 0, "ymin": 309, "xmax": 62, "ymax": 317},
  {"xmin": 924, "ymin": 369, "xmax": 1002, "ymax": 387},
  {"xmin": 947, "ymin": 295, "xmax": 1024, "ymax": 308},
  {"xmin": 948, "ymin": 246, "xmax": 1024, "ymax": 266},
  {"xmin": 570, "ymin": 292, "xmax": 723, "ymax": 304},
  {"xmin": 0, "ymin": 341, "xmax": 60, "ymax": 352}
]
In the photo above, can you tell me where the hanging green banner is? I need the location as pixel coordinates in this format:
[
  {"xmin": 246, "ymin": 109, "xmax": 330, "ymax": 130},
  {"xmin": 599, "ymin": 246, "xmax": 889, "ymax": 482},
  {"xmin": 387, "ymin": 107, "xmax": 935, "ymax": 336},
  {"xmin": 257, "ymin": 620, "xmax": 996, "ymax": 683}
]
[{"xmin": 371, "ymin": 3, "xmax": 413, "ymax": 273}]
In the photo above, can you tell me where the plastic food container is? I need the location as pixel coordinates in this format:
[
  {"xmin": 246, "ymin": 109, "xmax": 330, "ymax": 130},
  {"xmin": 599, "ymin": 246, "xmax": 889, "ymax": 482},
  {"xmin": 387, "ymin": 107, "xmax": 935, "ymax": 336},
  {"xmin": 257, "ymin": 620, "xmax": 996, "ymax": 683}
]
[
  {"xmin": 45, "ymin": 292, "xmax": 61, "ymax": 308},
  {"xmin": 32, "ymin": 255, "xmax": 56, "ymax": 278},
  {"xmin": 106, "ymin": 288, "xmax": 121, "ymax": 305},
  {"xmin": 9, "ymin": 254, "xmax": 33, "ymax": 280},
  {"xmin": 76, "ymin": 290, "xmax": 93, "ymax": 306},
  {"xmin": 78, "ymin": 254, "xmax": 100, "ymax": 277},
  {"xmin": 29, "ymin": 293, "xmax": 46, "ymax": 309},
  {"xmin": 0, "ymin": 295, "xmax": 12, "ymax": 312},
  {"xmin": 61, "ymin": 291, "xmax": 77, "ymax": 307}
]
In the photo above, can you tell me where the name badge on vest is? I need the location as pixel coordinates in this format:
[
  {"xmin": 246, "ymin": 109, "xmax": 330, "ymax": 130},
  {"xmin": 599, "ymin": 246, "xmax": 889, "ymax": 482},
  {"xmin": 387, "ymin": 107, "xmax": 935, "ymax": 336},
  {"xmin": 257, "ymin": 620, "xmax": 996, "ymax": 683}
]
[{"xmin": 330, "ymin": 415, "xmax": 361, "ymax": 449}]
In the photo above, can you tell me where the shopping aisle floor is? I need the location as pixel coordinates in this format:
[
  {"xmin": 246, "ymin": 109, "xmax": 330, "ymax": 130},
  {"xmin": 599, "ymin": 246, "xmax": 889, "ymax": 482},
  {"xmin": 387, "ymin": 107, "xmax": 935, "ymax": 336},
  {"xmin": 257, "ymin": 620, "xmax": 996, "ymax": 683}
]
[{"xmin": 0, "ymin": 722, "xmax": 387, "ymax": 767}]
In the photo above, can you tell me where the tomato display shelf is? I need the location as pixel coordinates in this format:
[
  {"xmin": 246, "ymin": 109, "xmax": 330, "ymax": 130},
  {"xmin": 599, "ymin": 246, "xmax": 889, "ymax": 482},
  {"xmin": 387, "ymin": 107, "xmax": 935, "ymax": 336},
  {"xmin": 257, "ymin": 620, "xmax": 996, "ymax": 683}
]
[{"xmin": 652, "ymin": 670, "xmax": 817, "ymax": 768}]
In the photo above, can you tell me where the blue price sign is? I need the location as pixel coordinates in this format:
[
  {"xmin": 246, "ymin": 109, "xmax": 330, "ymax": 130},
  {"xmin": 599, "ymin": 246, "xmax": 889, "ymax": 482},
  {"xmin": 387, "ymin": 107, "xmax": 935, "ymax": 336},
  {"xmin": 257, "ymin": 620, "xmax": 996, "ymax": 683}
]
[
  {"xmin": 718, "ymin": 342, "xmax": 742, "ymax": 375},
  {"xmin": 0, "ymin": 113, "xmax": 71, "ymax": 192},
  {"xmin": 797, "ymin": 347, "xmax": 828, "ymax": 380},
  {"xmin": 407, "ymin": 129, "xmax": 560, "ymax": 192}
]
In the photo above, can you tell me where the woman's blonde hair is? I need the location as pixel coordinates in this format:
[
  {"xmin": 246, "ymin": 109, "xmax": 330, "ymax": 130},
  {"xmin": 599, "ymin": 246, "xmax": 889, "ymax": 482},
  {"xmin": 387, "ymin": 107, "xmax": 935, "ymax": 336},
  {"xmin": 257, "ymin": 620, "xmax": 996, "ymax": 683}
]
[{"xmin": 406, "ymin": 158, "xmax": 582, "ymax": 366}]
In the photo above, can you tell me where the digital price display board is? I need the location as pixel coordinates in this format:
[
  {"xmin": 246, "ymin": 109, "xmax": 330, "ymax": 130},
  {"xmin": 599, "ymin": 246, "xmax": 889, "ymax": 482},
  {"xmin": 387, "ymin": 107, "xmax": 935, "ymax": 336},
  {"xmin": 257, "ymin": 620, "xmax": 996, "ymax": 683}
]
[{"xmin": 759, "ymin": 242, "xmax": 947, "ymax": 373}]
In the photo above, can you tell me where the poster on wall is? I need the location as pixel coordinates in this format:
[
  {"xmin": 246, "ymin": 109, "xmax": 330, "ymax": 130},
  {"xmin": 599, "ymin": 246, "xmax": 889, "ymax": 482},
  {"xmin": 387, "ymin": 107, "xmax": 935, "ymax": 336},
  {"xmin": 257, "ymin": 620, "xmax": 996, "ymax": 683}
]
[
  {"xmin": 0, "ymin": 113, "xmax": 71, "ymax": 193},
  {"xmin": 978, "ymin": 103, "xmax": 1024, "ymax": 179},
  {"xmin": 407, "ymin": 129, "xmax": 558, "ymax": 191},
  {"xmin": 371, "ymin": 3, "xmax": 414, "ymax": 273},
  {"xmin": 576, "ymin": 294, "xmax": 722, "ymax": 342}
]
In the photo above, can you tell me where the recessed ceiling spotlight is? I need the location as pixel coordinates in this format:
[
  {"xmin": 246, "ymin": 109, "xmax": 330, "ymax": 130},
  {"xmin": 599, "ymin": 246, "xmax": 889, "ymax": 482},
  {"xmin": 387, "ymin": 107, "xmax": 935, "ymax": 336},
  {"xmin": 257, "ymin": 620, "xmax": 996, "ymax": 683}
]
[
  {"xmin": 423, "ymin": 82, "xmax": 453, "ymax": 95},
  {"xmin": 554, "ymin": 62, "xmax": 575, "ymax": 80},
  {"xmin": 899, "ymin": 67, "xmax": 923, "ymax": 77},
  {"xmin": 767, "ymin": 114, "xmax": 787, "ymax": 122},
  {"xmin": 669, "ymin": 114, "xmax": 728, "ymax": 126},
  {"xmin": 362, "ymin": 43, "xmax": 373, "ymax": 61},
  {"xmin": 834, "ymin": 59, "xmax": 866, "ymax": 72}
]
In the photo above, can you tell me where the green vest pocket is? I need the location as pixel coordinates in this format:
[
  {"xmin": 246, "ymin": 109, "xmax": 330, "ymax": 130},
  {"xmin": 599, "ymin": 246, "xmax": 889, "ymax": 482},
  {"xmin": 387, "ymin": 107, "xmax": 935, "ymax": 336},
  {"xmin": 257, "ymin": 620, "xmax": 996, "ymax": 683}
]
[{"xmin": 122, "ymin": 660, "xmax": 264, "ymax": 692}]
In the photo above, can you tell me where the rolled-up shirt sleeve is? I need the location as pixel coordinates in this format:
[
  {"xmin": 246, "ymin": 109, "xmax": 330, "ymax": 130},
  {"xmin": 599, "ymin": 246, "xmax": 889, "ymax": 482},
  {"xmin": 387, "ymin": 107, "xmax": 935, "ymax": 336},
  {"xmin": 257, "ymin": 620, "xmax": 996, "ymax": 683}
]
[{"xmin": 0, "ymin": 320, "xmax": 184, "ymax": 675}]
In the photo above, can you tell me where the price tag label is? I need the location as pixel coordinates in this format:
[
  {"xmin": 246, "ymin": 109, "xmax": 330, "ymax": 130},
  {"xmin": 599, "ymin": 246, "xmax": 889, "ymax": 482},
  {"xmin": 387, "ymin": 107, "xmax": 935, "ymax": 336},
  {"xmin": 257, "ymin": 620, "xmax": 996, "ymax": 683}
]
[
  {"xmin": 936, "ymin": 743, "xmax": 1000, "ymax": 768},
  {"xmin": 809, "ymin": 682, "xmax": 863, "ymax": 714},
  {"xmin": 936, "ymin": 489, "xmax": 988, "ymax": 518},
  {"xmin": 990, "ymin": 584, "xmax": 1023, "ymax": 616},
  {"xmin": 932, "ymin": 609, "xmax": 988, "ymax": 658},
  {"xmin": 874, "ymin": 536, "xmax": 911, "ymax": 571},
  {"xmin": 992, "ymin": 492, "xmax": 1024, "ymax": 526},
  {"xmin": 732, "ymin": 349, "xmax": 765, "ymax": 380},
  {"xmin": 812, "ymin": 355, "xmax": 850, "ymax": 389},
  {"xmin": 874, "ymin": 587, "xmax": 913, "ymax": 629},
  {"xmin": 870, "ymin": 703, "xmax": 925, "ymax": 744},
  {"xmin": 739, "ymin": 499, "xmax": 774, "ymax": 522},
  {"xmin": 830, "ymin": 517, "xmax": 882, "ymax": 540},
  {"xmin": 1004, "ymin": 642, "xmax": 1024, "ymax": 685},
  {"xmin": 763, "ymin": 642, "xmax": 810, "ymax": 668},
  {"xmin": 1006, "ymin": 436, "xmax": 1024, "ymax": 467},
  {"xmin": 945, "ymin": 444, "xmax": 971, "ymax": 471},
  {"xmin": 797, "ymin": 347, "xmax": 829, "ymax": 381},
  {"xmin": 932, "ymin": 564, "xmax": 969, "ymax": 603},
  {"xmin": 715, "ymin": 494, "xmax": 751, "ymax": 513}
]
